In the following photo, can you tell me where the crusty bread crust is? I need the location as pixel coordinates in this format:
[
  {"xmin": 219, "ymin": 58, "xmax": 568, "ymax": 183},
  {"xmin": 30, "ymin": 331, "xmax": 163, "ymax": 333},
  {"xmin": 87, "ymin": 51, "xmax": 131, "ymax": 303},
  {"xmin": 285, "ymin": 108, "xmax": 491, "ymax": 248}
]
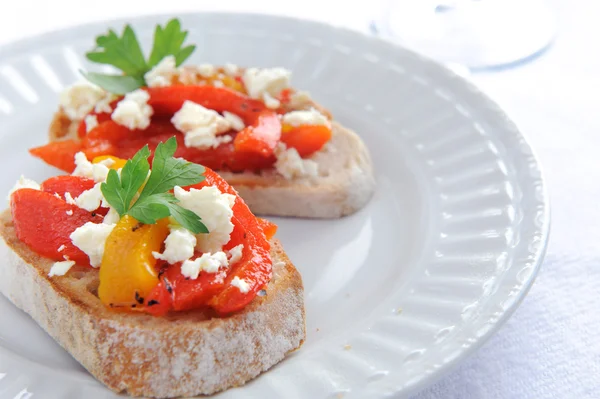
[
  {"xmin": 49, "ymin": 95, "xmax": 375, "ymax": 218},
  {"xmin": 0, "ymin": 210, "xmax": 305, "ymax": 398}
]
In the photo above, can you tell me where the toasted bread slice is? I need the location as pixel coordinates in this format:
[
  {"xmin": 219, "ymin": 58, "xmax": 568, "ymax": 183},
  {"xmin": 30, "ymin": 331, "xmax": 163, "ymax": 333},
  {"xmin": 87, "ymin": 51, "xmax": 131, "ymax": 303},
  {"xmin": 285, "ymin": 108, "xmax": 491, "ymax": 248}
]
[
  {"xmin": 48, "ymin": 97, "xmax": 375, "ymax": 218},
  {"xmin": 0, "ymin": 209, "xmax": 305, "ymax": 398}
]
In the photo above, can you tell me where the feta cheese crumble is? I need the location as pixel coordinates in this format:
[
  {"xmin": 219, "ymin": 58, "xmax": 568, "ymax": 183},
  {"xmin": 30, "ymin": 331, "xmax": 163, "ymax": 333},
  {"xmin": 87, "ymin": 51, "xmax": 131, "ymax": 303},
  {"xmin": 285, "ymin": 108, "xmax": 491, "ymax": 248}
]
[
  {"xmin": 231, "ymin": 276, "xmax": 251, "ymax": 293},
  {"xmin": 288, "ymin": 91, "xmax": 312, "ymax": 108},
  {"xmin": 72, "ymin": 152, "xmax": 111, "ymax": 182},
  {"xmin": 223, "ymin": 63, "xmax": 239, "ymax": 76},
  {"xmin": 282, "ymin": 108, "xmax": 330, "ymax": 127},
  {"xmin": 180, "ymin": 251, "xmax": 228, "ymax": 280},
  {"xmin": 197, "ymin": 64, "xmax": 216, "ymax": 78},
  {"xmin": 8, "ymin": 176, "xmax": 40, "ymax": 199},
  {"xmin": 152, "ymin": 226, "xmax": 197, "ymax": 264},
  {"xmin": 274, "ymin": 143, "xmax": 319, "ymax": 179},
  {"xmin": 57, "ymin": 244, "xmax": 66, "ymax": 252},
  {"xmin": 228, "ymin": 244, "xmax": 244, "ymax": 265},
  {"xmin": 103, "ymin": 207, "xmax": 120, "ymax": 225},
  {"xmin": 262, "ymin": 92, "xmax": 281, "ymax": 110},
  {"xmin": 174, "ymin": 185, "xmax": 235, "ymax": 253},
  {"xmin": 112, "ymin": 89, "xmax": 153, "ymax": 130},
  {"xmin": 70, "ymin": 222, "xmax": 115, "ymax": 267},
  {"xmin": 75, "ymin": 183, "xmax": 104, "ymax": 211},
  {"xmin": 171, "ymin": 100, "xmax": 232, "ymax": 149},
  {"xmin": 59, "ymin": 82, "xmax": 106, "ymax": 120},
  {"xmin": 144, "ymin": 55, "xmax": 177, "ymax": 87},
  {"xmin": 66, "ymin": 210, "xmax": 73, "ymax": 216},
  {"xmin": 64, "ymin": 192, "xmax": 77, "ymax": 206},
  {"xmin": 85, "ymin": 114, "xmax": 99, "ymax": 133},
  {"xmin": 94, "ymin": 94, "xmax": 116, "ymax": 114},
  {"xmin": 48, "ymin": 260, "xmax": 76, "ymax": 277},
  {"xmin": 242, "ymin": 67, "xmax": 291, "ymax": 100},
  {"xmin": 222, "ymin": 111, "xmax": 245, "ymax": 131}
]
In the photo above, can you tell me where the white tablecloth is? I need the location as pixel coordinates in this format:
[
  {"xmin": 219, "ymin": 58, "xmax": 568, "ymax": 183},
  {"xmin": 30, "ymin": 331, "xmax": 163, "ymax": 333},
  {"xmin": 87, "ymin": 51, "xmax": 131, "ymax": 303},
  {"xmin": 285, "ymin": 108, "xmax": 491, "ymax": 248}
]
[{"xmin": 1, "ymin": 1, "xmax": 597, "ymax": 398}]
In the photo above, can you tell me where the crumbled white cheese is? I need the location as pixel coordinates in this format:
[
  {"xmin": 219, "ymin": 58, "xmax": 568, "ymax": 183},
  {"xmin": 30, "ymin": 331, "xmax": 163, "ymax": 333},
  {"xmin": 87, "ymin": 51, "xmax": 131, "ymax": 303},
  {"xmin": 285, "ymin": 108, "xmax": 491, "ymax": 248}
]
[
  {"xmin": 262, "ymin": 92, "xmax": 281, "ymax": 109},
  {"xmin": 57, "ymin": 244, "xmax": 66, "ymax": 252},
  {"xmin": 84, "ymin": 114, "xmax": 99, "ymax": 133},
  {"xmin": 8, "ymin": 176, "xmax": 40, "ymax": 200},
  {"xmin": 111, "ymin": 89, "xmax": 153, "ymax": 130},
  {"xmin": 282, "ymin": 108, "xmax": 330, "ymax": 127},
  {"xmin": 70, "ymin": 222, "xmax": 115, "ymax": 267},
  {"xmin": 288, "ymin": 91, "xmax": 312, "ymax": 108},
  {"xmin": 59, "ymin": 82, "xmax": 106, "ymax": 120},
  {"xmin": 274, "ymin": 143, "xmax": 319, "ymax": 179},
  {"xmin": 242, "ymin": 67, "xmax": 291, "ymax": 100},
  {"xmin": 180, "ymin": 251, "xmax": 228, "ymax": 279},
  {"xmin": 231, "ymin": 276, "xmax": 251, "ymax": 293},
  {"xmin": 48, "ymin": 260, "xmax": 76, "ymax": 277},
  {"xmin": 75, "ymin": 183, "xmax": 104, "ymax": 211},
  {"xmin": 66, "ymin": 210, "xmax": 73, "ymax": 216},
  {"xmin": 222, "ymin": 111, "xmax": 245, "ymax": 131},
  {"xmin": 197, "ymin": 64, "xmax": 216, "ymax": 78},
  {"xmin": 103, "ymin": 207, "xmax": 120, "ymax": 224},
  {"xmin": 228, "ymin": 244, "xmax": 244, "ymax": 265},
  {"xmin": 174, "ymin": 185, "xmax": 235, "ymax": 253},
  {"xmin": 144, "ymin": 55, "xmax": 177, "ymax": 87},
  {"xmin": 94, "ymin": 94, "xmax": 115, "ymax": 114},
  {"xmin": 152, "ymin": 226, "xmax": 197, "ymax": 264},
  {"xmin": 212, "ymin": 80, "xmax": 224, "ymax": 88},
  {"xmin": 171, "ymin": 100, "xmax": 232, "ymax": 149},
  {"xmin": 223, "ymin": 63, "xmax": 239, "ymax": 76},
  {"xmin": 64, "ymin": 192, "xmax": 77, "ymax": 206},
  {"xmin": 72, "ymin": 152, "xmax": 110, "ymax": 183}
]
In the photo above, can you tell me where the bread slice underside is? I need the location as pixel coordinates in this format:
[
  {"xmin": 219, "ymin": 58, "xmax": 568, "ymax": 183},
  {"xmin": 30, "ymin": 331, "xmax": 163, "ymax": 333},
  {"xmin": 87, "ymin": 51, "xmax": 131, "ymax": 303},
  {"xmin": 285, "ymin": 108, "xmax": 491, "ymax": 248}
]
[{"xmin": 0, "ymin": 209, "xmax": 305, "ymax": 398}]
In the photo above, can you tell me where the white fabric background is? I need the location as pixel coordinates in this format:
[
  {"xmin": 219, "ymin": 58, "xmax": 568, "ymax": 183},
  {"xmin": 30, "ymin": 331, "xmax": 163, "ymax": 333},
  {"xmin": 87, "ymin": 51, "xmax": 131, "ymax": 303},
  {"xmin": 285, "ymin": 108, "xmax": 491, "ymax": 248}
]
[{"xmin": 0, "ymin": 1, "xmax": 598, "ymax": 398}]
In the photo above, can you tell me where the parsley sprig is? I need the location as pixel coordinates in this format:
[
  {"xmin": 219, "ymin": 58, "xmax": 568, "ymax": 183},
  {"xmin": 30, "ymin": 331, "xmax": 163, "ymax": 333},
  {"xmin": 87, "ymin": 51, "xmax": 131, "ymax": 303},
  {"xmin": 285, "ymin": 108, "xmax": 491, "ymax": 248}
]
[
  {"xmin": 83, "ymin": 18, "xmax": 196, "ymax": 94},
  {"xmin": 101, "ymin": 137, "xmax": 208, "ymax": 234}
]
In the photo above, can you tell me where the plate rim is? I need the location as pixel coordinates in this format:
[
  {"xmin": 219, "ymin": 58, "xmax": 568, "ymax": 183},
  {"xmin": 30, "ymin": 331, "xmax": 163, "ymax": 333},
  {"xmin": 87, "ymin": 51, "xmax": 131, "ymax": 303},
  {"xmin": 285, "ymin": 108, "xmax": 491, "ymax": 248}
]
[{"xmin": 0, "ymin": 11, "xmax": 550, "ymax": 398}]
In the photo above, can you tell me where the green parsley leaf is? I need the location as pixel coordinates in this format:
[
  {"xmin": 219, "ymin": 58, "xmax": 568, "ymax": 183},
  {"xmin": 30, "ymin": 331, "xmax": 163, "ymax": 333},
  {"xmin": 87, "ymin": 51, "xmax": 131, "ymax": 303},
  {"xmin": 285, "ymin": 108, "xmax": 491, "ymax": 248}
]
[
  {"xmin": 82, "ymin": 71, "xmax": 144, "ymax": 95},
  {"xmin": 148, "ymin": 19, "xmax": 197, "ymax": 68},
  {"xmin": 127, "ymin": 193, "xmax": 173, "ymax": 225},
  {"xmin": 167, "ymin": 202, "xmax": 209, "ymax": 234},
  {"xmin": 130, "ymin": 193, "xmax": 208, "ymax": 234},
  {"xmin": 100, "ymin": 138, "xmax": 208, "ymax": 234},
  {"xmin": 101, "ymin": 145, "xmax": 151, "ymax": 216},
  {"xmin": 83, "ymin": 18, "xmax": 196, "ymax": 94},
  {"xmin": 100, "ymin": 169, "xmax": 127, "ymax": 216},
  {"xmin": 140, "ymin": 137, "xmax": 205, "ymax": 197},
  {"xmin": 86, "ymin": 25, "xmax": 147, "ymax": 77}
]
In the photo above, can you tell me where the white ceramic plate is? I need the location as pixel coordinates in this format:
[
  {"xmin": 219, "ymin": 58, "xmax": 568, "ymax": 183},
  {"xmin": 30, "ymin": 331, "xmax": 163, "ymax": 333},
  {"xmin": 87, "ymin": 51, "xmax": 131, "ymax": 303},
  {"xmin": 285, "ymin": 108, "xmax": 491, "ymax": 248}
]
[{"xmin": 0, "ymin": 12, "xmax": 548, "ymax": 399}]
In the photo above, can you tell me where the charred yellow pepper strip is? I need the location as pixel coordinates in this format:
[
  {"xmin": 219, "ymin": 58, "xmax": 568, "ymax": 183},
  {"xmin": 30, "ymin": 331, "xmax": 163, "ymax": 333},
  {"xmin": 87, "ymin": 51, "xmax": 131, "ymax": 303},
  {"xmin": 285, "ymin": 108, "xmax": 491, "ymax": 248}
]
[
  {"xmin": 98, "ymin": 215, "xmax": 170, "ymax": 308},
  {"xmin": 93, "ymin": 155, "xmax": 127, "ymax": 170}
]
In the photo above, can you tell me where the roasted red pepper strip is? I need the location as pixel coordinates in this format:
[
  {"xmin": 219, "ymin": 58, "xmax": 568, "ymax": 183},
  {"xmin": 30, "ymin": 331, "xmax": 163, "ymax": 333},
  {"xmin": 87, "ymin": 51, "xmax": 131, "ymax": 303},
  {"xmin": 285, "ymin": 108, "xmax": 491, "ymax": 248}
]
[
  {"xmin": 200, "ymin": 169, "xmax": 272, "ymax": 315},
  {"xmin": 143, "ymin": 281, "xmax": 172, "ymax": 317},
  {"xmin": 10, "ymin": 188, "xmax": 102, "ymax": 265},
  {"xmin": 80, "ymin": 120, "xmax": 276, "ymax": 172},
  {"xmin": 233, "ymin": 110, "xmax": 282, "ymax": 156},
  {"xmin": 257, "ymin": 218, "xmax": 278, "ymax": 240},
  {"xmin": 40, "ymin": 175, "xmax": 96, "ymax": 200},
  {"xmin": 29, "ymin": 140, "xmax": 83, "ymax": 173},
  {"xmin": 161, "ymin": 266, "xmax": 228, "ymax": 312},
  {"xmin": 40, "ymin": 175, "xmax": 109, "ymax": 216},
  {"xmin": 280, "ymin": 125, "xmax": 332, "ymax": 158},
  {"xmin": 147, "ymin": 86, "xmax": 281, "ymax": 157},
  {"xmin": 142, "ymin": 168, "xmax": 272, "ymax": 315}
]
